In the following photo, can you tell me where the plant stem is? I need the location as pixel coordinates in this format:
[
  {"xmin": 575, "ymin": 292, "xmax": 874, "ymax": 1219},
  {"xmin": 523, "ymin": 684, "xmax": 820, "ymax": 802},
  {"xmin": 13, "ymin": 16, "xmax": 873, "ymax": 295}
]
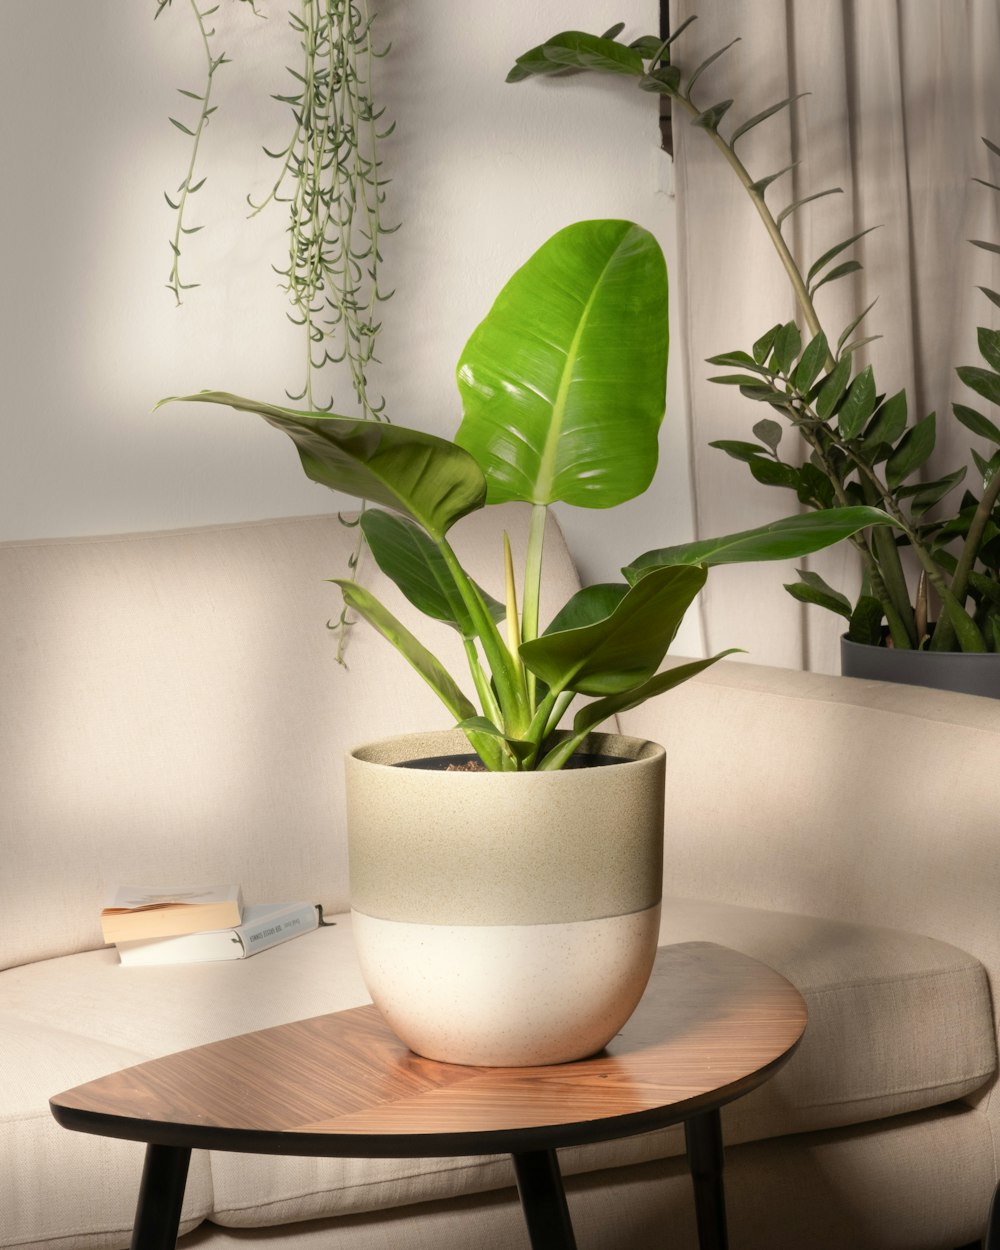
[
  {"xmin": 166, "ymin": 0, "xmax": 222, "ymax": 305},
  {"xmin": 669, "ymin": 92, "xmax": 829, "ymax": 361},
  {"xmin": 520, "ymin": 503, "xmax": 548, "ymax": 708}
]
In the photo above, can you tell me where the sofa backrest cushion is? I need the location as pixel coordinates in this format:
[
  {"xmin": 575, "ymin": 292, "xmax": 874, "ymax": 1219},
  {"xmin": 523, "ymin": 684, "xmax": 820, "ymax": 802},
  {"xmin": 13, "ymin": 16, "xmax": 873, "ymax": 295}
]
[{"xmin": 1, "ymin": 506, "xmax": 581, "ymax": 969}]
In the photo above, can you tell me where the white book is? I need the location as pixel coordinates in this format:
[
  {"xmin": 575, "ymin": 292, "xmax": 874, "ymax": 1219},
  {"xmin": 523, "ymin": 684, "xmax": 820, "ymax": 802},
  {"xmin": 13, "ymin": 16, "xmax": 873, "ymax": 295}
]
[{"xmin": 116, "ymin": 902, "xmax": 320, "ymax": 966}]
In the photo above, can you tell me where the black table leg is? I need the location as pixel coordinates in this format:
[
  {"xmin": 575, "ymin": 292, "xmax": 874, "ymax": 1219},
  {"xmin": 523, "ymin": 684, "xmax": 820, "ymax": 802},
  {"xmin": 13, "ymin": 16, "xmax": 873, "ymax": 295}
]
[
  {"xmin": 511, "ymin": 1149, "xmax": 578, "ymax": 1250},
  {"xmin": 130, "ymin": 1143, "xmax": 191, "ymax": 1250},
  {"xmin": 685, "ymin": 1109, "xmax": 729, "ymax": 1250}
]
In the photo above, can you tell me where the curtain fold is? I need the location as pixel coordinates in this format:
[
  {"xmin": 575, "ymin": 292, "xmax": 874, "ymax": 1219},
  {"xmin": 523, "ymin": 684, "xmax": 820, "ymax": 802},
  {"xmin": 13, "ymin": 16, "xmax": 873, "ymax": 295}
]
[{"xmin": 671, "ymin": 0, "xmax": 1000, "ymax": 672}]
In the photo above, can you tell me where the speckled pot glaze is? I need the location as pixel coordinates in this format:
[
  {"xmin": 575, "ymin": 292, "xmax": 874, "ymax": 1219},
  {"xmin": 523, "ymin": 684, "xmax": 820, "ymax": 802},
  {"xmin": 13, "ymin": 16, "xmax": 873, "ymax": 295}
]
[{"xmin": 346, "ymin": 729, "xmax": 665, "ymax": 1067}]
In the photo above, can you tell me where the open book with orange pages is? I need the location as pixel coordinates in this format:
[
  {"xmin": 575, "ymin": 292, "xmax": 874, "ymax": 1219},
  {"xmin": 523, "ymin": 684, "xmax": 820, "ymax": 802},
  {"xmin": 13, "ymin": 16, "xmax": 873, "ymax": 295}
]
[
  {"xmin": 100, "ymin": 885, "xmax": 243, "ymax": 944},
  {"xmin": 115, "ymin": 902, "xmax": 321, "ymax": 966}
]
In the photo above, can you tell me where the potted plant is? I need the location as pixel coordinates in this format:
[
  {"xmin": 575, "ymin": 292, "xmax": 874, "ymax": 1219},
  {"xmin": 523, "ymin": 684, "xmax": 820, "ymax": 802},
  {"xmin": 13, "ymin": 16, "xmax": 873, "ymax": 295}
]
[
  {"xmin": 163, "ymin": 219, "xmax": 890, "ymax": 1064},
  {"xmin": 508, "ymin": 22, "xmax": 1000, "ymax": 698}
]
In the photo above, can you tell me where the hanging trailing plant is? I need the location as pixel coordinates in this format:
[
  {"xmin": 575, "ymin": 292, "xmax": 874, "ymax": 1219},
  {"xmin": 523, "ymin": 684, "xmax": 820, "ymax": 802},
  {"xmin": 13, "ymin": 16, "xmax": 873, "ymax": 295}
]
[
  {"xmin": 156, "ymin": 0, "xmax": 396, "ymax": 657},
  {"xmin": 249, "ymin": 0, "xmax": 396, "ymax": 419},
  {"xmin": 155, "ymin": 0, "xmax": 239, "ymax": 304}
]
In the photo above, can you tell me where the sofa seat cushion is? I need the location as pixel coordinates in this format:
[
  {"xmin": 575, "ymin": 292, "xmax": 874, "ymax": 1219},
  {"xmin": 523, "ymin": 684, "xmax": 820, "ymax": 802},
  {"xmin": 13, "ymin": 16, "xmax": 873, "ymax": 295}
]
[
  {"xmin": 657, "ymin": 896, "xmax": 998, "ymax": 1143},
  {"xmin": 3, "ymin": 903, "xmax": 994, "ymax": 1247}
]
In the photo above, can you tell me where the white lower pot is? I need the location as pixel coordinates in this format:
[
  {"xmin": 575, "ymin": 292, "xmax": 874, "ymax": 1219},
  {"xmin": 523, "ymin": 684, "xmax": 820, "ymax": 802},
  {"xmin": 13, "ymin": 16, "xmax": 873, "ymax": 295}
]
[{"xmin": 346, "ymin": 729, "xmax": 665, "ymax": 1067}]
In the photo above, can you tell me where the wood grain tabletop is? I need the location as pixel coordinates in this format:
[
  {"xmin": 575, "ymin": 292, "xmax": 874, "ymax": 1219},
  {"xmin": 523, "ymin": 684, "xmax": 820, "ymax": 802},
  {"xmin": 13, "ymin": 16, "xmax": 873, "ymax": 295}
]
[{"xmin": 50, "ymin": 942, "xmax": 807, "ymax": 1158}]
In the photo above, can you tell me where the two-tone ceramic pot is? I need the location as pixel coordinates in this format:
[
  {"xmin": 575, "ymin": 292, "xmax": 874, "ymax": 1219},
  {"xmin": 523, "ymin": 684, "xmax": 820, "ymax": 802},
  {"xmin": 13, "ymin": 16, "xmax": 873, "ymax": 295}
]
[{"xmin": 346, "ymin": 728, "xmax": 665, "ymax": 1067}]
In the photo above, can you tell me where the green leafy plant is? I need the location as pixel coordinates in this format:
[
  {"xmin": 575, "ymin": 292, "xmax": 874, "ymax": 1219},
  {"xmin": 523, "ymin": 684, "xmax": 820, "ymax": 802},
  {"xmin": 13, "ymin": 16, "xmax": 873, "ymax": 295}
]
[
  {"xmin": 162, "ymin": 220, "xmax": 893, "ymax": 771},
  {"xmin": 156, "ymin": 0, "xmax": 396, "ymax": 656},
  {"xmin": 157, "ymin": 0, "xmax": 393, "ymax": 408},
  {"xmin": 508, "ymin": 21, "xmax": 1000, "ymax": 654}
]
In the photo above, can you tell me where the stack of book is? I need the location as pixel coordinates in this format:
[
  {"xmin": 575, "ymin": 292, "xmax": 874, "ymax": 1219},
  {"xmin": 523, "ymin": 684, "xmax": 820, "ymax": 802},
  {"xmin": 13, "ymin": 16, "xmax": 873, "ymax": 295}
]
[{"xmin": 100, "ymin": 885, "xmax": 320, "ymax": 966}]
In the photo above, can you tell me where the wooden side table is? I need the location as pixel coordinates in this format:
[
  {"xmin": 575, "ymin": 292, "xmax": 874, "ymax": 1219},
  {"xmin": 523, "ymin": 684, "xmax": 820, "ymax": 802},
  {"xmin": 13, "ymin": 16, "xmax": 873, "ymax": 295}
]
[{"xmin": 50, "ymin": 942, "xmax": 807, "ymax": 1250}]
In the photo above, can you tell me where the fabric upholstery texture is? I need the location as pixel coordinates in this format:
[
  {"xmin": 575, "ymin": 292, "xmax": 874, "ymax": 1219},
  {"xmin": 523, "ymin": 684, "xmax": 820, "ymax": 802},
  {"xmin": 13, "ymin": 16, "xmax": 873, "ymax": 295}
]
[
  {"xmin": 2, "ymin": 902, "xmax": 993, "ymax": 1247},
  {"xmin": 0, "ymin": 508, "xmax": 579, "ymax": 972},
  {"xmin": 5, "ymin": 509, "xmax": 1000, "ymax": 1249}
]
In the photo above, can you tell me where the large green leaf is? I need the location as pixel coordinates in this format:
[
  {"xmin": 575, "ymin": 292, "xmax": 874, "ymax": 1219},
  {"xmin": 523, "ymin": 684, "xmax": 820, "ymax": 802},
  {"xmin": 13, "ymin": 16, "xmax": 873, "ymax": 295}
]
[
  {"xmin": 519, "ymin": 565, "xmax": 707, "ymax": 696},
  {"xmin": 360, "ymin": 509, "xmax": 504, "ymax": 638},
  {"xmin": 455, "ymin": 220, "xmax": 668, "ymax": 509},
  {"xmin": 624, "ymin": 507, "xmax": 897, "ymax": 580},
  {"xmin": 332, "ymin": 580, "xmax": 477, "ymax": 724},
  {"xmin": 159, "ymin": 392, "xmax": 486, "ymax": 540}
]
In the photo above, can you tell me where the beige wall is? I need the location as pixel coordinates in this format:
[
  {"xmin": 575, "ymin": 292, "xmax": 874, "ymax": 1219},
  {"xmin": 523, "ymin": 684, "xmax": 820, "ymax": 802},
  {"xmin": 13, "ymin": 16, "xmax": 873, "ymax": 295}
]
[{"xmin": 0, "ymin": 2, "xmax": 702, "ymax": 653}]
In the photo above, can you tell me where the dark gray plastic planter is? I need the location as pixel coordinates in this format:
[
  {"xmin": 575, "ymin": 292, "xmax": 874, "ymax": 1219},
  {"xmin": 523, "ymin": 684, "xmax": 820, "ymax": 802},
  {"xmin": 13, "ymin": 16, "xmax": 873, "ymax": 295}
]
[{"xmin": 841, "ymin": 635, "xmax": 1000, "ymax": 699}]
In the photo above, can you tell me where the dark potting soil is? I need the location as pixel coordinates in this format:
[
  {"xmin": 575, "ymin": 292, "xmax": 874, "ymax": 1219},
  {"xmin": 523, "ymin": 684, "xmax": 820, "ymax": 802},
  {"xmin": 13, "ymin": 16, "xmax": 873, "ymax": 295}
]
[{"xmin": 395, "ymin": 752, "xmax": 625, "ymax": 772}]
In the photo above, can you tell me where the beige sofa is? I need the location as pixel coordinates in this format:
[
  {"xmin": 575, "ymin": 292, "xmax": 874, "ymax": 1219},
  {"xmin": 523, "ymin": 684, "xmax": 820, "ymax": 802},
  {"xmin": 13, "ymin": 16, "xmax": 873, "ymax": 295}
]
[{"xmin": 3, "ymin": 507, "xmax": 999, "ymax": 1250}]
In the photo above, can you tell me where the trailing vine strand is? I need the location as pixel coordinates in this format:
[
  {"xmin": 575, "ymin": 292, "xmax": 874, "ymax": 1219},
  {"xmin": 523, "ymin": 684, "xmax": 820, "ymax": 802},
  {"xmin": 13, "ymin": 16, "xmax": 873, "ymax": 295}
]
[
  {"xmin": 156, "ymin": 0, "xmax": 237, "ymax": 304},
  {"xmin": 156, "ymin": 0, "xmax": 397, "ymax": 661},
  {"xmin": 250, "ymin": 0, "xmax": 397, "ymax": 418}
]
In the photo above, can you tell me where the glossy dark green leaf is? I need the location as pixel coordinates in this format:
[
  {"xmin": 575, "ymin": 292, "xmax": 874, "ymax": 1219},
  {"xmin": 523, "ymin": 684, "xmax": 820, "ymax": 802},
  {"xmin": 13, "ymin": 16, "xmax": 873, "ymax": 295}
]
[
  {"xmin": 977, "ymin": 286, "xmax": 1000, "ymax": 311},
  {"xmin": 901, "ymin": 468, "xmax": 967, "ymax": 515},
  {"xmin": 519, "ymin": 565, "xmax": 707, "ymax": 697},
  {"xmin": 952, "ymin": 402, "xmax": 1000, "ymax": 445},
  {"xmin": 783, "ymin": 569, "xmax": 852, "ymax": 619},
  {"xmin": 748, "ymin": 457, "xmax": 799, "ymax": 489},
  {"xmin": 740, "ymin": 384, "xmax": 789, "ymax": 405},
  {"xmin": 860, "ymin": 390, "xmax": 908, "ymax": 454},
  {"xmin": 710, "ymin": 373, "xmax": 775, "ymax": 388},
  {"xmin": 542, "ymin": 583, "xmax": 629, "ymax": 635},
  {"xmin": 359, "ymin": 510, "xmax": 503, "ymax": 638},
  {"xmin": 456, "ymin": 220, "xmax": 667, "ymax": 509},
  {"xmin": 796, "ymin": 462, "xmax": 835, "ymax": 508},
  {"xmin": 978, "ymin": 327, "xmax": 1000, "ymax": 373},
  {"xmin": 601, "ymin": 21, "xmax": 626, "ymax": 40},
  {"xmin": 706, "ymin": 349, "xmax": 759, "ymax": 370},
  {"xmin": 753, "ymin": 324, "xmax": 784, "ymax": 364},
  {"xmin": 972, "ymin": 446, "xmax": 1000, "ymax": 488},
  {"xmin": 629, "ymin": 35, "xmax": 667, "ymax": 58},
  {"xmin": 159, "ymin": 392, "xmax": 486, "ymax": 539},
  {"xmin": 837, "ymin": 366, "xmax": 876, "ymax": 440},
  {"xmin": 709, "ymin": 439, "xmax": 772, "ymax": 462},
  {"xmin": 752, "ymin": 419, "xmax": 783, "ymax": 451},
  {"xmin": 885, "ymin": 413, "xmax": 937, "ymax": 489},
  {"xmin": 957, "ymin": 365, "xmax": 1000, "ymax": 407},
  {"xmin": 814, "ymin": 356, "xmax": 852, "ymax": 420},
  {"xmin": 771, "ymin": 322, "xmax": 802, "ymax": 376},
  {"xmin": 848, "ymin": 595, "xmax": 884, "ymax": 645},
  {"xmin": 624, "ymin": 507, "xmax": 897, "ymax": 578},
  {"xmin": 792, "ymin": 332, "xmax": 829, "ymax": 393}
]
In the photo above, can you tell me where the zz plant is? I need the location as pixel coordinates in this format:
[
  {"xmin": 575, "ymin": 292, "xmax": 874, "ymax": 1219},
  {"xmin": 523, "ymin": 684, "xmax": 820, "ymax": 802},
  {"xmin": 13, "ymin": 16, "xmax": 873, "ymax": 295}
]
[
  {"xmin": 509, "ymin": 20, "xmax": 1000, "ymax": 654},
  {"xmin": 163, "ymin": 220, "xmax": 892, "ymax": 771}
]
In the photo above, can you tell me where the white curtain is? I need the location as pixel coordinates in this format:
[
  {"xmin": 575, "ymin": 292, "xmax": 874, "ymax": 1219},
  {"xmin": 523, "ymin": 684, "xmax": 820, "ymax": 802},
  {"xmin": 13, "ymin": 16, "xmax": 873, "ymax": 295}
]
[{"xmin": 670, "ymin": 0, "xmax": 1000, "ymax": 672}]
